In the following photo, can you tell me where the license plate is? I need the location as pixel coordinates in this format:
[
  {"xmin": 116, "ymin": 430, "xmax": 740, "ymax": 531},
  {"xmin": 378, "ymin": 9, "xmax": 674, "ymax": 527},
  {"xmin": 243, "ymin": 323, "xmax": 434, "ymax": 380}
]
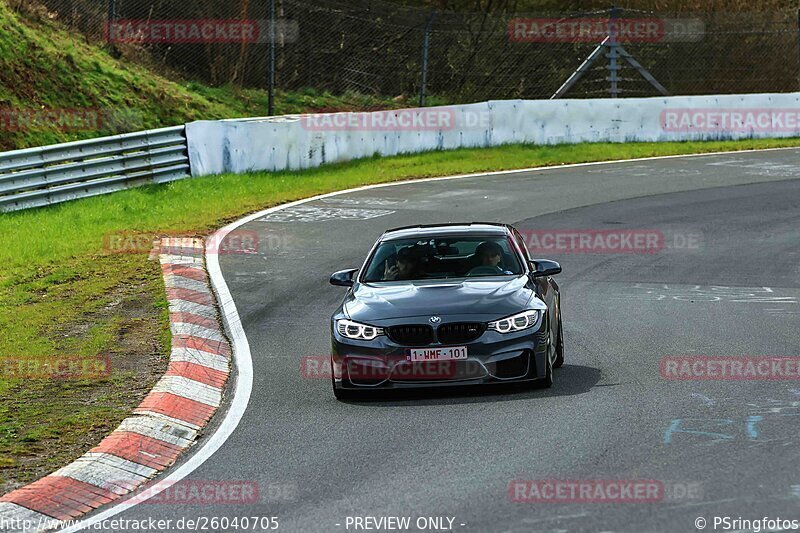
[{"xmin": 407, "ymin": 346, "xmax": 468, "ymax": 362}]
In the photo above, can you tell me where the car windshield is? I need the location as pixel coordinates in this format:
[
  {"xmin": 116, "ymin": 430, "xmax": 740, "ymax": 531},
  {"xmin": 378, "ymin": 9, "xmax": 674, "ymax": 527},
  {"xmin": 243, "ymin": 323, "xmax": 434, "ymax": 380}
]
[{"xmin": 363, "ymin": 235, "xmax": 523, "ymax": 282}]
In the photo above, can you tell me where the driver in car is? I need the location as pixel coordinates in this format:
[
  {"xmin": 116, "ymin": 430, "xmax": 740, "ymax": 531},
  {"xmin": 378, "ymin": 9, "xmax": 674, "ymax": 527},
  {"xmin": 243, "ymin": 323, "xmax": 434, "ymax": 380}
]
[
  {"xmin": 473, "ymin": 241, "xmax": 514, "ymax": 275},
  {"xmin": 384, "ymin": 246, "xmax": 423, "ymax": 281}
]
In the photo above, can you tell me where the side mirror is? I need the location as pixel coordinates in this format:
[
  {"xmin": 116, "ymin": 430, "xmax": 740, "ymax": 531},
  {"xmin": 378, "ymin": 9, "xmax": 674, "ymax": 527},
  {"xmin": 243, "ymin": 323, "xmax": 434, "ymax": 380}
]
[
  {"xmin": 531, "ymin": 260, "xmax": 562, "ymax": 278},
  {"xmin": 330, "ymin": 269, "xmax": 358, "ymax": 287}
]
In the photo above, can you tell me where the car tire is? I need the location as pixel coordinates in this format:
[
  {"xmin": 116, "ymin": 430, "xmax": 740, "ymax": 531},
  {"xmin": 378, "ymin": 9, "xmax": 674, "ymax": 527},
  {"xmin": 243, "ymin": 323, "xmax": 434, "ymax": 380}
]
[{"xmin": 554, "ymin": 311, "xmax": 565, "ymax": 369}]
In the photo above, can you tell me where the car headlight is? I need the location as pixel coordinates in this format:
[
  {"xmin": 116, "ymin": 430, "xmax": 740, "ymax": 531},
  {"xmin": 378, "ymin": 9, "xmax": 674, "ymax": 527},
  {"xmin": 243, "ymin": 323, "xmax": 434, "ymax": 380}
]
[
  {"xmin": 336, "ymin": 319, "xmax": 384, "ymax": 341},
  {"xmin": 487, "ymin": 310, "xmax": 540, "ymax": 334}
]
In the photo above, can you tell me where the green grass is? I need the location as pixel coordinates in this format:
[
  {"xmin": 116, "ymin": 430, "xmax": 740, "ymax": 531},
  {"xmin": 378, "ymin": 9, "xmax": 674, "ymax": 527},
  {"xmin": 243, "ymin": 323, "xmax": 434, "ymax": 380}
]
[
  {"xmin": 2, "ymin": 138, "xmax": 800, "ymax": 490},
  {"xmin": 0, "ymin": 251, "xmax": 170, "ymax": 491},
  {"xmin": 0, "ymin": 2, "xmax": 410, "ymax": 151}
]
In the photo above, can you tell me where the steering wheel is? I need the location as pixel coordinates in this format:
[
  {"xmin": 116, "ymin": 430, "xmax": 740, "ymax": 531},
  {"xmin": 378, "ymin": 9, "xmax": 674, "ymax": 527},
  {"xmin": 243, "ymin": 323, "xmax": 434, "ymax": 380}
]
[{"xmin": 466, "ymin": 265, "xmax": 504, "ymax": 277}]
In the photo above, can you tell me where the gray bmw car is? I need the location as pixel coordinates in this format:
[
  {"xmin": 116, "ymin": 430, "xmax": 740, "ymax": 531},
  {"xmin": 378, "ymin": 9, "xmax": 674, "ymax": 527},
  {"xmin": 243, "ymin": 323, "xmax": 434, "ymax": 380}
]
[{"xmin": 329, "ymin": 223, "xmax": 563, "ymax": 400}]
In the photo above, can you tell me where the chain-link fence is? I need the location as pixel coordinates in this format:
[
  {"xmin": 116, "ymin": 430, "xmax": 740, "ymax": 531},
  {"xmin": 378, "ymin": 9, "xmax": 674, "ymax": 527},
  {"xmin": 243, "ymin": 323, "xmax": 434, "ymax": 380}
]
[{"xmin": 17, "ymin": 0, "xmax": 800, "ymax": 107}]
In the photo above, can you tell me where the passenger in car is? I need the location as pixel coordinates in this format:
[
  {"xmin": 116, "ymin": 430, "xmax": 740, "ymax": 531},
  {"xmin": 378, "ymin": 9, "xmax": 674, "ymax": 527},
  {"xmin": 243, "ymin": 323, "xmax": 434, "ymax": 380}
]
[
  {"xmin": 475, "ymin": 241, "xmax": 514, "ymax": 275},
  {"xmin": 384, "ymin": 246, "xmax": 424, "ymax": 281},
  {"xmin": 477, "ymin": 241, "xmax": 503, "ymax": 267}
]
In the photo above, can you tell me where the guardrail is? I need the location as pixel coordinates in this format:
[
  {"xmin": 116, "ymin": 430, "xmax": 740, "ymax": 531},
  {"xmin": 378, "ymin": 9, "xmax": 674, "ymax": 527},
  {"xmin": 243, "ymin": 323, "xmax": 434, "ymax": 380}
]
[{"xmin": 0, "ymin": 126, "xmax": 190, "ymax": 212}]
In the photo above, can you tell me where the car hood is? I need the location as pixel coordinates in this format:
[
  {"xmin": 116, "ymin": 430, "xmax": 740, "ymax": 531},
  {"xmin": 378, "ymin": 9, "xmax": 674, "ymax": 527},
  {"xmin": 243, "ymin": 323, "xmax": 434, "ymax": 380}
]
[{"xmin": 344, "ymin": 276, "xmax": 539, "ymax": 322}]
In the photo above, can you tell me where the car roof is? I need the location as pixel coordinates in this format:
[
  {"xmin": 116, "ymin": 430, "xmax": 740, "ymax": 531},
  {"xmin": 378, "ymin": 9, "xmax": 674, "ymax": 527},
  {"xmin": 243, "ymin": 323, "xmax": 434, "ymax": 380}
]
[{"xmin": 381, "ymin": 223, "xmax": 512, "ymax": 241}]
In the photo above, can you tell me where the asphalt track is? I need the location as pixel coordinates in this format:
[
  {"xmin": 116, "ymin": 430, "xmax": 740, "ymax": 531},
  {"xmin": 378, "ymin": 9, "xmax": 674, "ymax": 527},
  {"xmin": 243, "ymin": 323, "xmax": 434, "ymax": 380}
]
[{"xmin": 108, "ymin": 149, "xmax": 800, "ymax": 533}]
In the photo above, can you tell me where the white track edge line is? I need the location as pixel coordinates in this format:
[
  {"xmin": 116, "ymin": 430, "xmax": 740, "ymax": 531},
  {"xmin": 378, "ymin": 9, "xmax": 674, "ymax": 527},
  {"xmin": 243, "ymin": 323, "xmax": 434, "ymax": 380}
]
[
  {"xmin": 61, "ymin": 225, "xmax": 254, "ymax": 531},
  {"xmin": 60, "ymin": 144, "xmax": 800, "ymax": 531}
]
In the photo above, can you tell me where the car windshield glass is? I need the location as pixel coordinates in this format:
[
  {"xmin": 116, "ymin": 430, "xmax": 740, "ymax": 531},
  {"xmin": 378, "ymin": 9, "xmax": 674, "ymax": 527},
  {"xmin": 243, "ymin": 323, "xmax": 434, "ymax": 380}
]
[{"xmin": 363, "ymin": 236, "xmax": 523, "ymax": 282}]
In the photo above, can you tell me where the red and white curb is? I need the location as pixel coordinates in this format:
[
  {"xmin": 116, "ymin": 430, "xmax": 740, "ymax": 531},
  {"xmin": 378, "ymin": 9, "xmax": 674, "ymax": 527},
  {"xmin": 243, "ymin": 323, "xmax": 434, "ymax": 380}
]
[{"xmin": 0, "ymin": 238, "xmax": 231, "ymax": 531}]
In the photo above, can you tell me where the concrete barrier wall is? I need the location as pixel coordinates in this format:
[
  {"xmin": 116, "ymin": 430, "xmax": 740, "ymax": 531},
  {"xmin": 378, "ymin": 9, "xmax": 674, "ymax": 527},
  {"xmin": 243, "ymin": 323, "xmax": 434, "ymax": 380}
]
[{"xmin": 186, "ymin": 93, "xmax": 800, "ymax": 176}]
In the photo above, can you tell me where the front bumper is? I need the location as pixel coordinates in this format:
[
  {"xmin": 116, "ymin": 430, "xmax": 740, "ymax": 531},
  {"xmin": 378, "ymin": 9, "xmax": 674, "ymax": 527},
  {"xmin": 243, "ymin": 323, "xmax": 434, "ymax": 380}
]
[{"xmin": 330, "ymin": 319, "xmax": 550, "ymax": 391}]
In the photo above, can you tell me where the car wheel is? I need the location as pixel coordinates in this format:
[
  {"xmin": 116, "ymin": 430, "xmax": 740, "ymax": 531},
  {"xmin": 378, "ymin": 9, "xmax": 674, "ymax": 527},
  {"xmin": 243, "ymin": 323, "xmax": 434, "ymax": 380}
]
[{"xmin": 554, "ymin": 311, "xmax": 564, "ymax": 369}]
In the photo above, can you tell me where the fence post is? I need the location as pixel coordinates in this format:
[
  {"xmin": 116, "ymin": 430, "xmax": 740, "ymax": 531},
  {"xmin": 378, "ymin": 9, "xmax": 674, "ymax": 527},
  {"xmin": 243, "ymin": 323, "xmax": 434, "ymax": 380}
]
[
  {"xmin": 797, "ymin": 8, "xmax": 800, "ymax": 90},
  {"xmin": 268, "ymin": 0, "xmax": 276, "ymax": 116},
  {"xmin": 419, "ymin": 11, "xmax": 437, "ymax": 107},
  {"xmin": 106, "ymin": 0, "xmax": 117, "ymax": 43},
  {"xmin": 607, "ymin": 5, "xmax": 621, "ymax": 98}
]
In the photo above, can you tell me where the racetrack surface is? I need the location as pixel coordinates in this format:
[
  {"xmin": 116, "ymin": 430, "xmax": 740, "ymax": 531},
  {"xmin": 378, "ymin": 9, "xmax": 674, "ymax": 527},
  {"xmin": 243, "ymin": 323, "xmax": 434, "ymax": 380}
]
[{"xmin": 109, "ymin": 149, "xmax": 800, "ymax": 532}]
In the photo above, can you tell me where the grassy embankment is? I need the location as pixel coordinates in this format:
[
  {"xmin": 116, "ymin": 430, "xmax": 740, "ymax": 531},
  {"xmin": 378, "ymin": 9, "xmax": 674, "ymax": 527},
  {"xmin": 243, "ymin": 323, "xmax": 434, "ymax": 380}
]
[{"xmin": 0, "ymin": 0, "xmax": 406, "ymax": 152}]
